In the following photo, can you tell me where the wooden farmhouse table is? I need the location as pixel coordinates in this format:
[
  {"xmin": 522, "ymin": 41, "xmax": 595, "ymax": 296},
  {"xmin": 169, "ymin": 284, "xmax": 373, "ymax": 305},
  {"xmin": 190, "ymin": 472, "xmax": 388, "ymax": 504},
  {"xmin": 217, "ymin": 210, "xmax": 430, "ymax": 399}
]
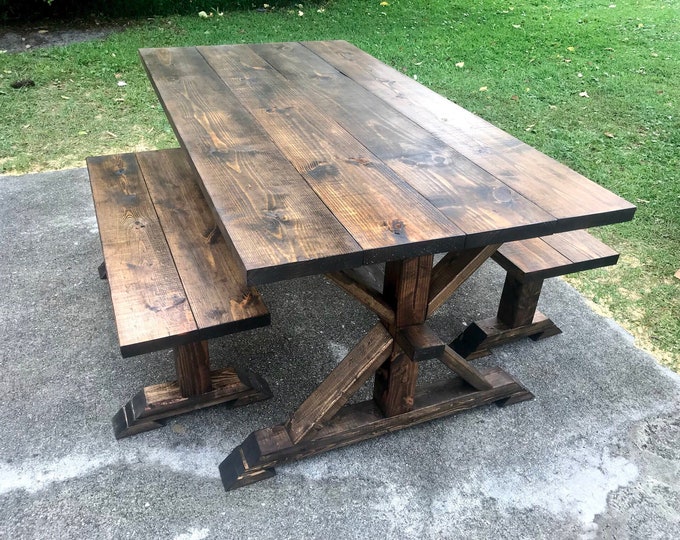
[{"xmin": 139, "ymin": 40, "xmax": 636, "ymax": 490}]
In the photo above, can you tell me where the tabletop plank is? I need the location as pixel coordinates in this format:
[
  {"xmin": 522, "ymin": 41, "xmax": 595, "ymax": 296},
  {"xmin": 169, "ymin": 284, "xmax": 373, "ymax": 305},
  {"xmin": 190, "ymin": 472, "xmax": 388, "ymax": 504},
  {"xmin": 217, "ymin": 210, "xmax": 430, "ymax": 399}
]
[
  {"xmin": 197, "ymin": 45, "xmax": 466, "ymax": 262},
  {"xmin": 251, "ymin": 41, "xmax": 558, "ymax": 248},
  {"xmin": 139, "ymin": 47, "xmax": 363, "ymax": 285},
  {"xmin": 305, "ymin": 40, "xmax": 636, "ymax": 231},
  {"xmin": 136, "ymin": 149, "xmax": 270, "ymax": 336}
]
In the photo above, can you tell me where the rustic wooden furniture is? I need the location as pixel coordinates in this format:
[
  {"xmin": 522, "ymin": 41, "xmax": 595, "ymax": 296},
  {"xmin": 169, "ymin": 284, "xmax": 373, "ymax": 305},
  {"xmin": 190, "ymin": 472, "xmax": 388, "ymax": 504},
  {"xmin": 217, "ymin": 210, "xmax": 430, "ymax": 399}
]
[
  {"xmin": 88, "ymin": 149, "xmax": 272, "ymax": 439},
  {"xmin": 135, "ymin": 40, "xmax": 635, "ymax": 489},
  {"xmin": 451, "ymin": 230, "xmax": 619, "ymax": 359}
]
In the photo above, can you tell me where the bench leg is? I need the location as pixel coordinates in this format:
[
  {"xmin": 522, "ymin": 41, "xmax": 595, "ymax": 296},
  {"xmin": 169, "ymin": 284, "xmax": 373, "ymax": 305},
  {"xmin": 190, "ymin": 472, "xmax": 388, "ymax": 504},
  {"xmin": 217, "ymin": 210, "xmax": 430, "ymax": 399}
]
[
  {"xmin": 98, "ymin": 261, "xmax": 107, "ymax": 280},
  {"xmin": 451, "ymin": 274, "xmax": 561, "ymax": 359},
  {"xmin": 112, "ymin": 341, "xmax": 272, "ymax": 439}
]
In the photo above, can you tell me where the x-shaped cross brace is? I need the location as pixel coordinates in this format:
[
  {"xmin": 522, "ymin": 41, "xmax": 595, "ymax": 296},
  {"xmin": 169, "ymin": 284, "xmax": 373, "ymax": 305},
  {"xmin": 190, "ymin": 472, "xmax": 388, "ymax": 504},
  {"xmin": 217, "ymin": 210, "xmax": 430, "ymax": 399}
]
[{"xmin": 219, "ymin": 245, "xmax": 533, "ymax": 490}]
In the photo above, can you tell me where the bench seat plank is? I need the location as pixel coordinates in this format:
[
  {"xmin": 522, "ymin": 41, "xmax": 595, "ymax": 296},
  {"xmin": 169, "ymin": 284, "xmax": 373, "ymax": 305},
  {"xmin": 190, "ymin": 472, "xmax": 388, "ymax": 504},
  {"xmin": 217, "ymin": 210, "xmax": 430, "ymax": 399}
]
[
  {"xmin": 88, "ymin": 150, "xmax": 270, "ymax": 357},
  {"xmin": 136, "ymin": 150, "xmax": 270, "ymax": 340},
  {"xmin": 493, "ymin": 230, "xmax": 619, "ymax": 280},
  {"xmin": 452, "ymin": 230, "xmax": 619, "ymax": 358},
  {"xmin": 88, "ymin": 153, "xmax": 198, "ymax": 356}
]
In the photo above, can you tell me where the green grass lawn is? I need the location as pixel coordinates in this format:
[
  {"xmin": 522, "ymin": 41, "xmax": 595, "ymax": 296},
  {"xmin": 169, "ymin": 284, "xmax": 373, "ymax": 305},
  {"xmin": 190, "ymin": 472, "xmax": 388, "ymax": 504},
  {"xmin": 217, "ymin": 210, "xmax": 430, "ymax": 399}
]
[{"xmin": 1, "ymin": 0, "xmax": 678, "ymax": 368}]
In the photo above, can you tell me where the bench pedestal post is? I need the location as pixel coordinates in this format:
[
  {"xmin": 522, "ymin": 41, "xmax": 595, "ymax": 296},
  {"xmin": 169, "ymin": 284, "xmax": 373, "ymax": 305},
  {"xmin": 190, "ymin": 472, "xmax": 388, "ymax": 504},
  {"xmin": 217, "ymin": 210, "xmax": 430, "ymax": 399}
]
[
  {"xmin": 112, "ymin": 341, "xmax": 272, "ymax": 439},
  {"xmin": 451, "ymin": 274, "xmax": 561, "ymax": 359}
]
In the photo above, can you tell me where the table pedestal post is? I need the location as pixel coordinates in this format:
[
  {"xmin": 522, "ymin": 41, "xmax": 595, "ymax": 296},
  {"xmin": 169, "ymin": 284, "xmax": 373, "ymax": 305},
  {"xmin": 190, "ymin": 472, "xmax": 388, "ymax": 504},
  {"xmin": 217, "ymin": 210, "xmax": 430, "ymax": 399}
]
[{"xmin": 219, "ymin": 250, "xmax": 533, "ymax": 491}]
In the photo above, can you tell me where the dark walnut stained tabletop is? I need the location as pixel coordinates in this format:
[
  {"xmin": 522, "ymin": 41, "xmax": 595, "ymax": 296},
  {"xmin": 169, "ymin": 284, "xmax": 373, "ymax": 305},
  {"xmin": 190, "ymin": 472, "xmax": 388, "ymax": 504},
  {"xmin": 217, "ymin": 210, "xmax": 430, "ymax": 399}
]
[{"xmin": 139, "ymin": 40, "xmax": 635, "ymax": 286}]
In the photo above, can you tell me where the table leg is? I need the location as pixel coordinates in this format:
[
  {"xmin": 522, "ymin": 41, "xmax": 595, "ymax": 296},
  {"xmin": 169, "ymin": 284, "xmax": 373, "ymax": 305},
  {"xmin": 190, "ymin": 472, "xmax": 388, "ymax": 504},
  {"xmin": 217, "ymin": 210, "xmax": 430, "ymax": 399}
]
[{"xmin": 219, "ymin": 251, "xmax": 533, "ymax": 491}]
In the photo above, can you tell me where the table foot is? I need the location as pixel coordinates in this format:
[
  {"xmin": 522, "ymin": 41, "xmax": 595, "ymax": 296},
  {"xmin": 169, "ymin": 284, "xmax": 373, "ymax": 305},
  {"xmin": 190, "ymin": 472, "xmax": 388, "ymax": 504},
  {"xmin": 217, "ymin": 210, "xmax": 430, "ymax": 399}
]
[
  {"xmin": 450, "ymin": 311, "xmax": 561, "ymax": 359},
  {"xmin": 219, "ymin": 366, "xmax": 526, "ymax": 490},
  {"xmin": 113, "ymin": 367, "xmax": 271, "ymax": 439}
]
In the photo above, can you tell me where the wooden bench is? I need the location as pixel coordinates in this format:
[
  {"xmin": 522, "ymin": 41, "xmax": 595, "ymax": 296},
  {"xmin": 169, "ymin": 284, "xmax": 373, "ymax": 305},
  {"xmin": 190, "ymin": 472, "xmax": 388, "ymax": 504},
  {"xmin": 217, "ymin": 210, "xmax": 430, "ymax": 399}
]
[
  {"xmin": 451, "ymin": 230, "xmax": 619, "ymax": 359},
  {"xmin": 87, "ymin": 148, "xmax": 272, "ymax": 439}
]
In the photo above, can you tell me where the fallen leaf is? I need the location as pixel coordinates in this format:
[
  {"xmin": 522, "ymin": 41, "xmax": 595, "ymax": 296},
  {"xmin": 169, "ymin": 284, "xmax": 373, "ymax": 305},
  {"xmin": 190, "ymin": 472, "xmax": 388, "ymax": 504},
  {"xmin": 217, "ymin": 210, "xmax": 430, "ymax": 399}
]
[
  {"xmin": 117, "ymin": 80, "xmax": 127, "ymax": 87},
  {"xmin": 38, "ymin": 29, "xmax": 48, "ymax": 34},
  {"xmin": 455, "ymin": 61, "xmax": 464, "ymax": 68},
  {"xmin": 579, "ymin": 91, "xmax": 590, "ymax": 98},
  {"xmin": 198, "ymin": 10, "xmax": 209, "ymax": 18},
  {"xmin": 512, "ymin": 24, "xmax": 521, "ymax": 29},
  {"xmin": 380, "ymin": 1, "xmax": 390, "ymax": 5},
  {"xmin": 61, "ymin": 95, "xmax": 70, "ymax": 100},
  {"xmin": 511, "ymin": 95, "xmax": 519, "ymax": 101},
  {"xmin": 674, "ymin": 269, "xmax": 680, "ymax": 280},
  {"xmin": 479, "ymin": 86, "xmax": 488, "ymax": 92},
  {"xmin": 604, "ymin": 132, "xmax": 615, "ymax": 138},
  {"xmin": 567, "ymin": 46, "xmax": 575, "ymax": 52}
]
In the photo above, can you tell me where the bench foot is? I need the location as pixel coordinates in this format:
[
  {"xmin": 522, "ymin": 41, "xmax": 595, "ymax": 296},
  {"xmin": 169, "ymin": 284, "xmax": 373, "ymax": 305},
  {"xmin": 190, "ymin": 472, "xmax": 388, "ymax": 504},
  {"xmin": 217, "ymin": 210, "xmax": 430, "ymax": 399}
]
[
  {"xmin": 219, "ymin": 367, "xmax": 526, "ymax": 491},
  {"xmin": 451, "ymin": 311, "xmax": 562, "ymax": 359},
  {"xmin": 98, "ymin": 261, "xmax": 107, "ymax": 280},
  {"xmin": 113, "ymin": 367, "xmax": 272, "ymax": 439}
]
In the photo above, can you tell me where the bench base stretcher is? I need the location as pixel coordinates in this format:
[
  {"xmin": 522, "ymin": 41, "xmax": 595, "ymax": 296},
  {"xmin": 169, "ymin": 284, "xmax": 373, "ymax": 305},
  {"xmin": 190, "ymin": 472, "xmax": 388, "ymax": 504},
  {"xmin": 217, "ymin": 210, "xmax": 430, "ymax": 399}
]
[{"xmin": 113, "ymin": 366, "xmax": 272, "ymax": 439}]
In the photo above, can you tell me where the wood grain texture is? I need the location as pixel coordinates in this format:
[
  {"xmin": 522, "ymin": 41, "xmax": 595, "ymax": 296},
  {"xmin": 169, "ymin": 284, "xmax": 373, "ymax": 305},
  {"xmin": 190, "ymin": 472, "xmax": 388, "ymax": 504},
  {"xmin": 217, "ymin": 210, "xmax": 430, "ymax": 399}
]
[
  {"xmin": 136, "ymin": 149, "xmax": 270, "ymax": 337},
  {"xmin": 87, "ymin": 153, "xmax": 197, "ymax": 356},
  {"xmin": 286, "ymin": 323, "xmax": 393, "ymax": 444},
  {"xmin": 450, "ymin": 312, "xmax": 561, "ymax": 360},
  {"xmin": 543, "ymin": 229, "xmax": 619, "ymax": 267},
  {"xmin": 88, "ymin": 150, "xmax": 271, "ymax": 356},
  {"xmin": 375, "ymin": 256, "xmax": 433, "ymax": 416},
  {"xmin": 493, "ymin": 230, "xmax": 620, "ymax": 280},
  {"xmin": 497, "ymin": 275, "xmax": 544, "ymax": 327},
  {"xmin": 325, "ymin": 271, "xmax": 395, "ymax": 325},
  {"xmin": 438, "ymin": 346, "xmax": 493, "ymax": 390},
  {"xmin": 252, "ymin": 41, "xmax": 557, "ymax": 248},
  {"xmin": 428, "ymin": 245, "xmax": 501, "ymax": 315},
  {"xmin": 384, "ymin": 255, "xmax": 434, "ymax": 328},
  {"xmin": 139, "ymin": 47, "xmax": 363, "ymax": 285},
  {"xmin": 395, "ymin": 324, "xmax": 445, "ymax": 362},
  {"xmin": 197, "ymin": 44, "xmax": 465, "ymax": 263},
  {"xmin": 175, "ymin": 341, "xmax": 212, "ymax": 397},
  {"xmin": 220, "ymin": 366, "xmax": 528, "ymax": 489},
  {"xmin": 112, "ymin": 366, "xmax": 272, "ymax": 439},
  {"xmin": 304, "ymin": 40, "xmax": 636, "ymax": 230}
]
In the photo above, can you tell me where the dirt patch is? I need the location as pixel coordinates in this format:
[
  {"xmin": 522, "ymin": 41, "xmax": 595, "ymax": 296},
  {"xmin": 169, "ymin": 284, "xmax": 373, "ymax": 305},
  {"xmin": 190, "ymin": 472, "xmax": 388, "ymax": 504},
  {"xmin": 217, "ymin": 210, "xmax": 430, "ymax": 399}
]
[{"xmin": 0, "ymin": 20, "xmax": 122, "ymax": 53}]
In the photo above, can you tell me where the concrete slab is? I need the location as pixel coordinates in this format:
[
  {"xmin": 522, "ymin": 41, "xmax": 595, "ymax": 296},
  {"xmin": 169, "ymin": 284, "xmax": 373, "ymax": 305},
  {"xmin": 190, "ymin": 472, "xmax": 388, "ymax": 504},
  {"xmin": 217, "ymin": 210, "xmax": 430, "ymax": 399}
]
[{"xmin": 1, "ymin": 168, "xmax": 679, "ymax": 539}]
